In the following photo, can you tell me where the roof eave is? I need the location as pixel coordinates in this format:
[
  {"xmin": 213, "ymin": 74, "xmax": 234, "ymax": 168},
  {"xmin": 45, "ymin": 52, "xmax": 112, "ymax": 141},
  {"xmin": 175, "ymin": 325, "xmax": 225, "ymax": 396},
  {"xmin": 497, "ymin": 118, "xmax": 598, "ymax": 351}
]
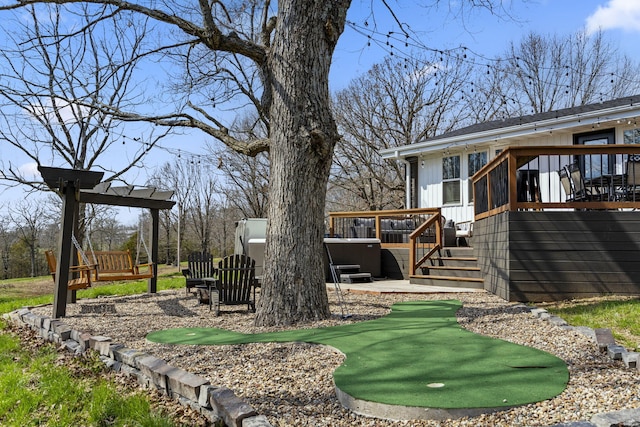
[{"xmin": 380, "ymin": 103, "xmax": 640, "ymax": 160}]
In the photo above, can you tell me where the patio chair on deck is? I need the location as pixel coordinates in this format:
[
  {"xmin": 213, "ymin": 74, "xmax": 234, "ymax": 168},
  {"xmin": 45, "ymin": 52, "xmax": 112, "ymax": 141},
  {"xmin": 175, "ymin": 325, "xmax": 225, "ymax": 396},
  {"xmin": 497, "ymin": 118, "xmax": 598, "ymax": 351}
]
[
  {"xmin": 558, "ymin": 164, "xmax": 593, "ymax": 202},
  {"xmin": 625, "ymin": 156, "xmax": 640, "ymax": 201},
  {"xmin": 455, "ymin": 221, "xmax": 473, "ymax": 247}
]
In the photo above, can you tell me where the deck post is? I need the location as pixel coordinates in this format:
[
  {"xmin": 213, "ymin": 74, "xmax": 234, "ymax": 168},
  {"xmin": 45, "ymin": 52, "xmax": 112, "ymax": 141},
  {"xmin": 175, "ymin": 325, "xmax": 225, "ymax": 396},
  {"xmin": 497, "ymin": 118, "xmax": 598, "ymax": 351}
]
[{"xmin": 508, "ymin": 151, "xmax": 519, "ymax": 210}]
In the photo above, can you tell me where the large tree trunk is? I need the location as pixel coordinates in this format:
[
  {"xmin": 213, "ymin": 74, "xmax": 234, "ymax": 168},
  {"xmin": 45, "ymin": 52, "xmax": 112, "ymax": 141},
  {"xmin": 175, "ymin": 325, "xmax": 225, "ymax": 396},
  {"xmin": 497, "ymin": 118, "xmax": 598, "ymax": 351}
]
[{"xmin": 255, "ymin": 0, "xmax": 349, "ymax": 326}]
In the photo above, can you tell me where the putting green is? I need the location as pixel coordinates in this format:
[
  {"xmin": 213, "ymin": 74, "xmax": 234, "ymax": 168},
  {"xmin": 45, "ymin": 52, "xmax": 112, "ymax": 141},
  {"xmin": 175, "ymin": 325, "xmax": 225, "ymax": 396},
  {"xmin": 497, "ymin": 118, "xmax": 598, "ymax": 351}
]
[{"xmin": 146, "ymin": 300, "xmax": 568, "ymax": 409}]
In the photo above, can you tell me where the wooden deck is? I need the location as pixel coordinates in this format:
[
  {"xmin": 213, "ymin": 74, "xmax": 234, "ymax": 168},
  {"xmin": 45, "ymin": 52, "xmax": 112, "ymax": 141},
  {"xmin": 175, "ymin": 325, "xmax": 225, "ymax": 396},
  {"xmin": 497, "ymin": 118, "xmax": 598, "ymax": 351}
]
[
  {"xmin": 330, "ymin": 144, "xmax": 640, "ymax": 302},
  {"xmin": 471, "ymin": 145, "xmax": 640, "ymax": 302}
]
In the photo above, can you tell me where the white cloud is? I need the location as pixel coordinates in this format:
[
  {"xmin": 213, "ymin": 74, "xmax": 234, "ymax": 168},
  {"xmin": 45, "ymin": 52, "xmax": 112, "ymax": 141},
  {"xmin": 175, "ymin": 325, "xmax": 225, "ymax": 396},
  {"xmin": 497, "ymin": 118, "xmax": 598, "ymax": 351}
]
[
  {"xmin": 586, "ymin": 0, "xmax": 640, "ymax": 34},
  {"xmin": 31, "ymin": 97, "xmax": 87, "ymax": 125},
  {"xmin": 18, "ymin": 162, "xmax": 40, "ymax": 179},
  {"xmin": 408, "ymin": 62, "xmax": 445, "ymax": 82}
]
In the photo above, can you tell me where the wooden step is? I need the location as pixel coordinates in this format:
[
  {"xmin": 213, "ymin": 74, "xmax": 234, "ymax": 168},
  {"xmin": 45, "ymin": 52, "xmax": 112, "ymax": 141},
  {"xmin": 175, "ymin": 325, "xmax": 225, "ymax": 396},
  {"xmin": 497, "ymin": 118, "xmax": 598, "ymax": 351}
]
[
  {"xmin": 430, "ymin": 256, "xmax": 478, "ymax": 268},
  {"xmin": 334, "ymin": 264, "xmax": 361, "ymax": 273},
  {"xmin": 421, "ymin": 265, "xmax": 483, "ymax": 279},
  {"xmin": 439, "ymin": 247, "xmax": 475, "ymax": 258},
  {"xmin": 409, "ymin": 274, "xmax": 484, "ymax": 289},
  {"xmin": 340, "ymin": 272, "xmax": 372, "ymax": 283}
]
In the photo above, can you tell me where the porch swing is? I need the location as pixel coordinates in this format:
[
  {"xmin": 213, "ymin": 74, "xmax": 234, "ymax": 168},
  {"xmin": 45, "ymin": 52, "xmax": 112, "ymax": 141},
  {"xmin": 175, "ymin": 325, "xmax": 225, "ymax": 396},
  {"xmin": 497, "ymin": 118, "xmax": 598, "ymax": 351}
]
[
  {"xmin": 44, "ymin": 236, "xmax": 98, "ymax": 291},
  {"xmin": 79, "ymin": 221, "xmax": 154, "ymax": 282}
]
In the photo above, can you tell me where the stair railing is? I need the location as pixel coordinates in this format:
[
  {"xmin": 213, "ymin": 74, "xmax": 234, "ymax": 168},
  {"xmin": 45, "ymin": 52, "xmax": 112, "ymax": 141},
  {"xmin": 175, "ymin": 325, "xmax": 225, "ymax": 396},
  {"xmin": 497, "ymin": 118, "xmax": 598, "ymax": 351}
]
[{"xmin": 408, "ymin": 211, "xmax": 442, "ymax": 276}]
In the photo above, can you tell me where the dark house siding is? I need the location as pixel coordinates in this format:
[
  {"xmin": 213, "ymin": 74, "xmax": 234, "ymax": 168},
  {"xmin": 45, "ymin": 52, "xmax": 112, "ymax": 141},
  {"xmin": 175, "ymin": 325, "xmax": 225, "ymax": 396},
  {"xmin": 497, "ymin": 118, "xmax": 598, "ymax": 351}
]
[{"xmin": 475, "ymin": 211, "xmax": 640, "ymax": 302}]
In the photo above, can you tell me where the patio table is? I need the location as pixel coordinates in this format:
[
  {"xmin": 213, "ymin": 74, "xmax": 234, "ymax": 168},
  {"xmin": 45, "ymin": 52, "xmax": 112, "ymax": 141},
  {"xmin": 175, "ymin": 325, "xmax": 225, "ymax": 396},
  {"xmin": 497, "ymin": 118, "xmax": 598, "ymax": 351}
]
[
  {"xmin": 585, "ymin": 174, "xmax": 627, "ymax": 201},
  {"xmin": 198, "ymin": 277, "xmax": 220, "ymax": 312}
]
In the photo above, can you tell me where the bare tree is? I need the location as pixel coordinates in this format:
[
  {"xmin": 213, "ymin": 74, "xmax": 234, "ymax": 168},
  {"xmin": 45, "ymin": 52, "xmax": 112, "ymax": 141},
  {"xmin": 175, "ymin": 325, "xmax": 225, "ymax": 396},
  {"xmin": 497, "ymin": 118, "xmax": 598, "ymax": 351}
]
[
  {"xmin": 0, "ymin": 212, "xmax": 17, "ymax": 279},
  {"xmin": 492, "ymin": 30, "xmax": 640, "ymax": 114},
  {"xmin": 85, "ymin": 205, "xmax": 129, "ymax": 251},
  {"xmin": 209, "ymin": 199, "xmax": 242, "ymax": 258},
  {"xmin": 0, "ymin": 4, "xmax": 169, "ymax": 190},
  {"xmin": 8, "ymin": 199, "xmax": 49, "ymax": 277},
  {"xmin": 187, "ymin": 169, "xmax": 220, "ymax": 254},
  {"xmin": 215, "ymin": 149, "xmax": 270, "ymax": 218},
  {"xmin": 1, "ymin": 0, "xmax": 507, "ymax": 326},
  {"xmin": 331, "ymin": 52, "xmax": 474, "ymax": 211},
  {"xmin": 204, "ymin": 112, "xmax": 270, "ymax": 219},
  {"xmin": 149, "ymin": 159, "xmax": 203, "ymax": 258}
]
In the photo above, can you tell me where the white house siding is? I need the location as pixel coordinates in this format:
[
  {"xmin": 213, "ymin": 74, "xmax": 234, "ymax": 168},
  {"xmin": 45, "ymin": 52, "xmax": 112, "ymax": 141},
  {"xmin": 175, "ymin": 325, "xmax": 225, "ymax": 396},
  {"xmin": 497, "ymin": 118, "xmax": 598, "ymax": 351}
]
[{"xmin": 418, "ymin": 150, "xmax": 482, "ymax": 224}]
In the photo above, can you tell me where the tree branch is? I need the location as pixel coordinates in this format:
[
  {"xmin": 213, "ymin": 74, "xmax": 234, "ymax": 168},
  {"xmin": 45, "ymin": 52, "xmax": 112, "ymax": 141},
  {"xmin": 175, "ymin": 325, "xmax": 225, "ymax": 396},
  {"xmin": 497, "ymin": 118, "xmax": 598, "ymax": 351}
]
[{"xmin": 2, "ymin": 0, "xmax": 268, "ymax": 64}]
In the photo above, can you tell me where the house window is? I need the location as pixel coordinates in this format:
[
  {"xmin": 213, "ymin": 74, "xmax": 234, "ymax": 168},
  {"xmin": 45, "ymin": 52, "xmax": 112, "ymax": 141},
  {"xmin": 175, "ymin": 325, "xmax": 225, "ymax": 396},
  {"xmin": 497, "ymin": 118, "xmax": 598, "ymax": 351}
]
[
  {"xmin": 442, "ymin": 155, "xmax": 461, "ymax": 204},
  {"xmin": 624, "ymin": 129, "xmax": 640, "ymax": 144},
  {"xmin": 468, "ymin": 151, "xmax": 487, "ymax": 202}
]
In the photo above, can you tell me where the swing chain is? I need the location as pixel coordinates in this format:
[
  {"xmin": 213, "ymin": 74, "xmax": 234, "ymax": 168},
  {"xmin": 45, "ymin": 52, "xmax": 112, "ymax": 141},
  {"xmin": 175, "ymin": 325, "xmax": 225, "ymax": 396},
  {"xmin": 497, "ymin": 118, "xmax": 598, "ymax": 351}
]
[{"xmin": 71, "ymin": 234, "xmax": 92, "ymax": 266}]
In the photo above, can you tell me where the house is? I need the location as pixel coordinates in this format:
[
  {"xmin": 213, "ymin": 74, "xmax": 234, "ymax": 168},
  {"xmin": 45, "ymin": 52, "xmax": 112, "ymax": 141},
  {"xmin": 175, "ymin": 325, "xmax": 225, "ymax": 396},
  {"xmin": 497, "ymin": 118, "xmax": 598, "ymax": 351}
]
[
  {"xmin": 379, "ymin": 95, "xmax": 640, "ymax": 225},
  {"xmin": 366, "ymin": 95, "xmax": 640, "ymax": 302}
]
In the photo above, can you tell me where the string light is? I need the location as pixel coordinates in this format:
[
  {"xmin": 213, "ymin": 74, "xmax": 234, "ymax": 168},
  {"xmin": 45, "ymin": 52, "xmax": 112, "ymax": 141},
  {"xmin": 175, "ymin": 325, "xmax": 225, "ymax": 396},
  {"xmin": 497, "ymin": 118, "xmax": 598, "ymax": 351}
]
[{"xmin": 344, "ymin": 20, "xmax": 640, "ymax": 106}]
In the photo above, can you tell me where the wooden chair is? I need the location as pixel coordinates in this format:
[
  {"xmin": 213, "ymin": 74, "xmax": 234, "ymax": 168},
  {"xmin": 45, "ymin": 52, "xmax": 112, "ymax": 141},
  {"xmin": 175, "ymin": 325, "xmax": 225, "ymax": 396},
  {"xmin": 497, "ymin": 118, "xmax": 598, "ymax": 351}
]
[
  {"xmin": 182, "ymin": 251, "xmax": 216, "ymax": 295},
  {"xmin": 45, "ymin": 250, "xmax": 97, "ymax": 291},
  {"xmin": 210, "ymin": 254, "xmax": 257, "ymax": 315}
]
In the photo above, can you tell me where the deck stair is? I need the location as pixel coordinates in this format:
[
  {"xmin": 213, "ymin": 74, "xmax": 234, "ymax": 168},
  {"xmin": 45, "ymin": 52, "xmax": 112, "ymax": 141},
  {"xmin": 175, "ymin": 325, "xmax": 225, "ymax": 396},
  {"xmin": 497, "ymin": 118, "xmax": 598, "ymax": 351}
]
[
  {"xmin": 334, "ymin": 264, "xmax": 372, "ymax": 284},
  {"xmin": 410, "ymin": 247, "xmax": 484, "ymax": 289}
]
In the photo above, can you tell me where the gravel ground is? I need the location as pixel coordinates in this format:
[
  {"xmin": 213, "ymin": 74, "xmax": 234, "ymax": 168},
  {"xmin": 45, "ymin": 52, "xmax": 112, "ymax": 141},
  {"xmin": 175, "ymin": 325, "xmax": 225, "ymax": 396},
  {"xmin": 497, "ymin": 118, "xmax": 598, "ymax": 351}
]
[{"xmin": 30, "ymin": 288, "xmax": 640, "ymax": 426}]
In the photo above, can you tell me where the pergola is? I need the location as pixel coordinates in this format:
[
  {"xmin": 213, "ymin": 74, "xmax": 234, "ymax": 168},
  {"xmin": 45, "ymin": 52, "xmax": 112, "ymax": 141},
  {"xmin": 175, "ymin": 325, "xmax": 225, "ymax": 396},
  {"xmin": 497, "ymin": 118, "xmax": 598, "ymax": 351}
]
[{"xmin": 39, "ymin": 166, "xmax": 176, "ymax": 318}]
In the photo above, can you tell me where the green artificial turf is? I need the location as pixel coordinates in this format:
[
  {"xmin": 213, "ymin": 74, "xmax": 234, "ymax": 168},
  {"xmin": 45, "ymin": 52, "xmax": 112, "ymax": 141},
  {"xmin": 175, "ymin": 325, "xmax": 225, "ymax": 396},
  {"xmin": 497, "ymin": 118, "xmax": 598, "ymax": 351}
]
[{"xmin": 146, "ymin": 300, "xmax": 568, "ymax": 409}]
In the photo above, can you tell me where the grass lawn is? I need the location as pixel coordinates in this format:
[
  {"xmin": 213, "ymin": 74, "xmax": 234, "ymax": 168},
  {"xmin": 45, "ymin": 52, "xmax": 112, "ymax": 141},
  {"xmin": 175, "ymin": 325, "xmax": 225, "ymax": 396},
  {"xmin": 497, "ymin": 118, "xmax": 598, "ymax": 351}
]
[
  {"xmin": 0, "ymin": 264, "xmax": 184, "ymax": 314},
  {"xmin": 0, "ymin": 325, "xmax": 185, "ymax": 427},
  {"xmin": 2, "ymin": 266, "xmax": 640, "ymax": 420},
  {"xmin": 0, "ymin": 265, "xmax": 193, "ymax": 426},
  {"xmin": 540, "ymin": 296, "xmax": 640, "ymax": 351}
]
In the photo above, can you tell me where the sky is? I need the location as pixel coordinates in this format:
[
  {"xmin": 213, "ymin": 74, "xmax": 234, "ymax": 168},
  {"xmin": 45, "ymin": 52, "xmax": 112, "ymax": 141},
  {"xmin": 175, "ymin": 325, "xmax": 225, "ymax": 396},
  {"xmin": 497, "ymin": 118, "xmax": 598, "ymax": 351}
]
[
  {"xmin": 2, "ymin": 0, "xmax": 640, "ymax": 224},
  {"xmin": 330, "ymin": 0, "xmax": 640, "ymax": 89}
]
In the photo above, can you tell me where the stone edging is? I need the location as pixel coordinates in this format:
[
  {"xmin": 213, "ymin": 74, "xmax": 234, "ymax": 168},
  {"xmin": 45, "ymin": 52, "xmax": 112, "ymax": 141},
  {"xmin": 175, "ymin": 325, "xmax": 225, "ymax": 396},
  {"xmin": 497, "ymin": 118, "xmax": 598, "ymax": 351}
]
[
  {"xmin": 522, "ymin": 304, "xmax": 640, "ymax": 427},
  {"xmin": 523, "ymin": 305, "xmax": 639, "ymax": 370},
  {"xmin": 2, "ymin": 307, "xmax": 272, "ymax": 427}
]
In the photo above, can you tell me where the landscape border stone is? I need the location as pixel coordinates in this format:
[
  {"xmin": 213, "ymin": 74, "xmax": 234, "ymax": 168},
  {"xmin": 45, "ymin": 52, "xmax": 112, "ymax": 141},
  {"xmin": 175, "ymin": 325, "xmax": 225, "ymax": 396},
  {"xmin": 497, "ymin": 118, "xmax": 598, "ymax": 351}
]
[
  {"xmin": 527, "ymin": 306, "xmax": 640, "ymax": 427},
  {"xmin": 3, "ymin": 307, "xmax": 272, "ymax": 427}
]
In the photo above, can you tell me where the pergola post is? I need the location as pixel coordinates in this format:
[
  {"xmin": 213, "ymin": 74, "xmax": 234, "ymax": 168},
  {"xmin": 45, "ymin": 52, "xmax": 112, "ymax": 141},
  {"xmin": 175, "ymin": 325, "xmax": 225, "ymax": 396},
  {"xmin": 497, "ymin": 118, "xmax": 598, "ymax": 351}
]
[
  {"xmin": 53, "ymin": 182, "xmax": 77, "ymax": 318},
  {"xmin": 148, "ymin": 208, "xmax": 160, "ymax": 293}
]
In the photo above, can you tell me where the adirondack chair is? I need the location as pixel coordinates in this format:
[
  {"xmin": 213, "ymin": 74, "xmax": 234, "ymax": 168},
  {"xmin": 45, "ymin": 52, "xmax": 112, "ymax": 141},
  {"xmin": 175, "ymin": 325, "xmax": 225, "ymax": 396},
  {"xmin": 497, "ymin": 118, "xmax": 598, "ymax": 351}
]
[
  {"xmin": 182, "ymin": 251, "xmax": 216, "ymax": 295},
  {"xmin": 206, "ymin": 254, "xmax": 257, "ymax": 315},
  {"xmin": 45, "ymin": 250, "xmax": 97, "ymax": 291}
]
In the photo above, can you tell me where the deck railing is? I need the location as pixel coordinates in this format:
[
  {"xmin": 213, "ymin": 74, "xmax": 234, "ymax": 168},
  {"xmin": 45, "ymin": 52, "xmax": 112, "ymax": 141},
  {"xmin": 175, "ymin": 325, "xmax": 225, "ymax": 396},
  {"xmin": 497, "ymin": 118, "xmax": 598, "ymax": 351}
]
[
  {"xmin": 328, "ymin": 208, "xmax": 442, "ymax": 276},
  {"xmin": 329, "ymin": 145, "xmax": 640, "ymax": 276},
  {"xmin": 473, "ymin": 145, "xmax": 640, "ymax": 220}
]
